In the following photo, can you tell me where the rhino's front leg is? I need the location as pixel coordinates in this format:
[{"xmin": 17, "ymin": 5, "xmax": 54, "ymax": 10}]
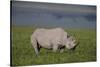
[
  {"xmin": 53, "ymin": 45, "xmax": 58, "ymax": 52},
  {"xmin": 60, "ymin": 49, "xmax": 64, "ymax": 53}
]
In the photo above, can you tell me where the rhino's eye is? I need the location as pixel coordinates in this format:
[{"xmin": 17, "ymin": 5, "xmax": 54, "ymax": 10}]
[
  {"xmin": 67, "ymin": 35, "xmax": 70, "ymax": 38},
  {"xmin": 69, "ymin": 43, "xmax": 72, "ymax": 46}
]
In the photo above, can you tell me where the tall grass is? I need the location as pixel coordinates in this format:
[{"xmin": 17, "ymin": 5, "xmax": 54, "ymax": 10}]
[{"xmin": 12, "ymin": 26, "xmax": 96, "ymax": 66}]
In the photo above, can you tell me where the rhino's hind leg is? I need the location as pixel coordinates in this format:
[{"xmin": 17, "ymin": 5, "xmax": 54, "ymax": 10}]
[
  {"xmin": 34, "ymin": 46, "xmax": 39, "ymax": 55},
  {"xmin": 31, "ymin": 37, "xmax": 39, "ymax": 55},
  {"xmin": 32, "ymin": 43, "xmax": 39, "ymax": 55}
]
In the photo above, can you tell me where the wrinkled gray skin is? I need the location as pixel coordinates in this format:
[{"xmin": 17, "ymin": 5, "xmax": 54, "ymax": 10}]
[{"xmin": 31, "ymin": 28, "xmax": 76, "ymax": 55}]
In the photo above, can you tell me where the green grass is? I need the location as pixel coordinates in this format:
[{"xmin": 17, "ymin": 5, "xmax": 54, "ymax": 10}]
[{"xmin": 12, "ymin": 26, "xmax": 96, "ymax": 66}]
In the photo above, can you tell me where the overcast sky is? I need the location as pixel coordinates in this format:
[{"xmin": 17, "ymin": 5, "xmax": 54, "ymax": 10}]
[{"xmin": 11, "ymin": 1, "xmax": 96, "ymax": 29}]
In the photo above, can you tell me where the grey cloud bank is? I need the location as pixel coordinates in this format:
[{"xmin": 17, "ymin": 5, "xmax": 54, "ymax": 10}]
[{"xmin": 11, "ymin": 1, "xmax": 96, "ymax": 29}]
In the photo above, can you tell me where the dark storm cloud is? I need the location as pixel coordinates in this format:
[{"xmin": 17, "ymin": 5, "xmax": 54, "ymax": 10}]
[
  {"xmin": 12, "ymin": 1, "xmax": 96, "ymax": 15},
  {"xmin": 11, "ymin": 1, "xmax": 96, "ymax": 29}
]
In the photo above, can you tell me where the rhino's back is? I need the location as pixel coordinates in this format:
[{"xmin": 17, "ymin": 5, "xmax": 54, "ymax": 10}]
[
  {"xmin": 33, "ymin": 28, "xmax": 67, "ymax": 41},
  {"xmin": 35, "ymin": 28, "xmax": 65, "ymax": 38},
  {"xmin": 33, "ymin": 28, "xmax": 64, "ymax": 36}
]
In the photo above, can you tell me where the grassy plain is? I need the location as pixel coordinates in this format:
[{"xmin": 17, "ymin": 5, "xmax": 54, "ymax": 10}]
[{"xmin": 12, "ymin": 26, "xmax": 96, "ymax": 66}]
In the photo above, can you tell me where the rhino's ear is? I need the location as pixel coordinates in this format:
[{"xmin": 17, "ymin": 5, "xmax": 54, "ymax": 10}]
[
  {"xmin": 68, "ymin": 36, "xmax": 75, "ymax": 42},
  {"xmin": 73, "ymin": 40, "xmax": 76, "ymax": 43}
]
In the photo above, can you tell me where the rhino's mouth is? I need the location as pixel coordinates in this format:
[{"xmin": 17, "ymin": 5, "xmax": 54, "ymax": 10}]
[
  {"xmin": 71, "ymin": 45, "xmax": 77, "ymax": 50},
  {"xmin": 71, "ymin": 42, "xmax": 79, "ymax": 50}
]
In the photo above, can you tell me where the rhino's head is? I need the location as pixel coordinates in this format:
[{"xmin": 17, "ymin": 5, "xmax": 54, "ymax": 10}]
[{"xmin": 65, "ymin": 36, "xmax": 77, "ymax": 50}]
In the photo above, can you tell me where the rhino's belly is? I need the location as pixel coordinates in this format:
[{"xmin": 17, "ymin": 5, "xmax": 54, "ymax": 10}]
[
  {"xmin": 40, "ymin": 44, "xmax": 52, "ymax": 49},
  {"xmin": 37, "ymin": 38, "xmax": 52, "ymax": 49},
  {"xmin": 39, "ymin": 42, "xmax": 52, "ymax": 49}
]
